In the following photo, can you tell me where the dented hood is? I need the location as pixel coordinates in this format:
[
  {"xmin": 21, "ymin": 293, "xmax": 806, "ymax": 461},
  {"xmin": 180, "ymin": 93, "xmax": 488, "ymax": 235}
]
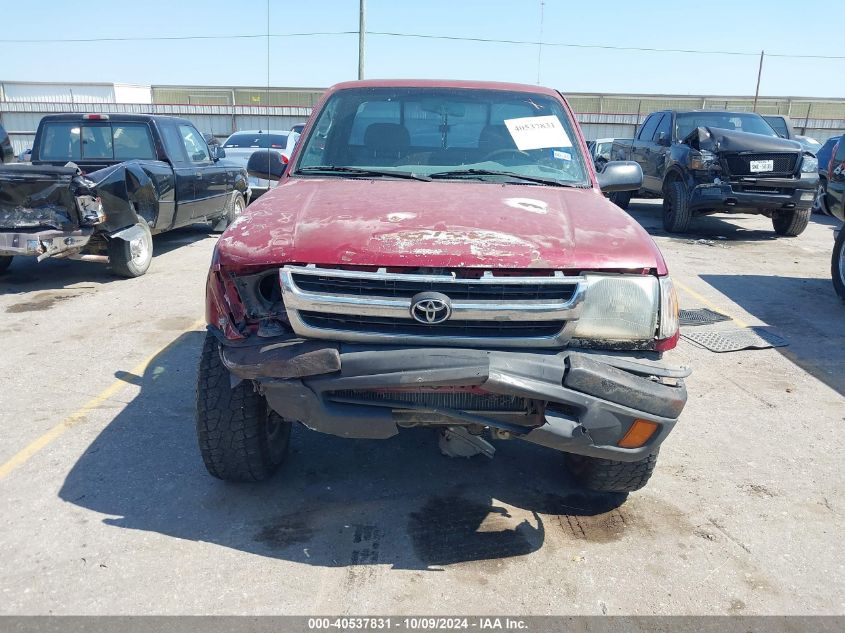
[
  {"xmin": 683, "ymin": 126, "xmax": 803, "ymax": 153},
  {"xmin": 217, "ymin": 178, "xmax": 666, "ymax": 273}
]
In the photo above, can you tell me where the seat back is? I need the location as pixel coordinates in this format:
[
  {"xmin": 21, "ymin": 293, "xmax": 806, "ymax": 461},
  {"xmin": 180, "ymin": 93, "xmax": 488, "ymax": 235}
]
[
  {"xmin": 478, "ymin": 125, "xmax": 517, "ymax": 153},
  {"xmin": 363, "ymin": 123, "xmax": 410, "ymax": 164}
]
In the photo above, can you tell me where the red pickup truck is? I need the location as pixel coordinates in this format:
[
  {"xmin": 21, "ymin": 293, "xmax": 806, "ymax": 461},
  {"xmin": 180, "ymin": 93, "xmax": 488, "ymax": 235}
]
[{"xmin": 197, "ymin": 80, "xmax": 688, "ymax": 495}]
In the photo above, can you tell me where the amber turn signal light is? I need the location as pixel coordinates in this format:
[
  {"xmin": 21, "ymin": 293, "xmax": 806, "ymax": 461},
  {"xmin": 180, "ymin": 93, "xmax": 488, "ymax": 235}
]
[{"xmin": 618, "ymin": 419, "xmax": 659, "ymax": 449}]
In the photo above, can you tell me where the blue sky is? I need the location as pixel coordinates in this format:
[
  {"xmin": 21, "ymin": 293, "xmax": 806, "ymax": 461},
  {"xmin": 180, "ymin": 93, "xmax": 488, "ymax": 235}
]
[{"xmin": 1, "ymin": 0, "xmax": 840, "ymax": 97}]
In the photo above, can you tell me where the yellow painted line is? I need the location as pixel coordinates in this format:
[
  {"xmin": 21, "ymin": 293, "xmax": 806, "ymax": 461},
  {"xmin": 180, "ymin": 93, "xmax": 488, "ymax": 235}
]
[
  {"xmin": 0, "ymin": 319, "xmax": 205, "ymax": 481},
  {"xmin": 674, "ymin": 280, "xmax": 749, "ymax": 328}
]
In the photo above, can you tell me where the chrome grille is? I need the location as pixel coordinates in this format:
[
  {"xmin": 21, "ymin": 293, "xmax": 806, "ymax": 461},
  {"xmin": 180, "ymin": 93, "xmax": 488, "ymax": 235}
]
[
  {"xmin": 723, "ymin": 152, "xmax": 799, "ymax": 177},
  {"xmin": 280, "ymin": 265, "xmax": 585, "ymax": 348},
  {"xmin": 291, "ymin": 272, "xmax": 577, "ymax": 301}
]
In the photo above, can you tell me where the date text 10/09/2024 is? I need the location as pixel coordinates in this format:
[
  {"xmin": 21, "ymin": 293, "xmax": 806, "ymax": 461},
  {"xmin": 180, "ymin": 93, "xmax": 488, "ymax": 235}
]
[{"xmin": 307, "ymin": 617, "xmax": 529, "ymax": 630}]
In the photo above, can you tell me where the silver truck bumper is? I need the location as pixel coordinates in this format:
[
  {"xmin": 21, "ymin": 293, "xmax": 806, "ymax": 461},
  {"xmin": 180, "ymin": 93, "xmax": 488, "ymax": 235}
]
[{"xmin": 0, "ymin": 228, "xmax": 93, "ymax": 259}]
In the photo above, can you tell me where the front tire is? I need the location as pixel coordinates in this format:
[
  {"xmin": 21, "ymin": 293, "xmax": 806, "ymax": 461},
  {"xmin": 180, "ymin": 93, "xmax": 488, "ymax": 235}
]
[
  {"xmin": 566, "ymin": 451, "xmax": 659, "ymax": 493},
  {"xmin": 196, "ymin": 332, "xmax": 291, "ymax": 482},
  {"xmin": 211, "ymin": 193, "xmax": 245, "ymax": 233},
  {"xmin": 772, "ymin": 207, "xmax": 811, "ymax": 237},
  {"xmin": 0, "ymin": 255, "xmax": 12, "ymax": 274},
  {"xmin": 832, "ymin": 226, "xmax": 845, "ymax": 301},
  {"xmin": 663, "ymin": 180, "xmax": 692, "ymax": 233},
  {"xmin": 109, "ymin": 219, "xmax": 153, "ymax": 278}
]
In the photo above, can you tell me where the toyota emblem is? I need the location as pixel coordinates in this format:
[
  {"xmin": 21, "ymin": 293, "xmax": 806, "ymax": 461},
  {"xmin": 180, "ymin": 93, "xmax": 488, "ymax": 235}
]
[{"xmin": 410, "ymin": 292, "xmax": 452, "ymax": 325}]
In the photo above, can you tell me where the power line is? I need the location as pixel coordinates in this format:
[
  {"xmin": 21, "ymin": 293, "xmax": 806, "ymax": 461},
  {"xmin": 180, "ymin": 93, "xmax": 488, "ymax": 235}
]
[
  {"xmin": 0, "ymin": 31, "xmax": 357, "ymax": 43},
  {"xmin": 1, "ymin": 29, "xmax": 844, "ymax": 60},
  {"xmin": 375, "ymin": 31, "xmax": 756, "ymax": 55},
  {"xmin": 368, "ymin": 31, "xmax": 845, "ymax": 60}
]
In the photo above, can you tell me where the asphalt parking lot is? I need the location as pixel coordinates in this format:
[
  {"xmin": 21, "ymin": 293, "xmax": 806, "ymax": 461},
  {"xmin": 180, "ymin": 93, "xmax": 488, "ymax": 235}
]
[{"xmin": 0, "ymin": 201, "xmax": 842, "ymax": 616}]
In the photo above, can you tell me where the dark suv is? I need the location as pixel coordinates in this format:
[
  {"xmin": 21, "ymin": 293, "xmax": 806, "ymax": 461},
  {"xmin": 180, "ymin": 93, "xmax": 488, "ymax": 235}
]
[
  {"xmin": 828, "ymin": 138, "xmax": 845, "ymax": 300},
  {"xmin": 0, "ymin": 124, "xmax": 13, "ymax": 164},
  {"xmin": 813, "ymin": 135, "xmax": 842, "ymax": 214}
]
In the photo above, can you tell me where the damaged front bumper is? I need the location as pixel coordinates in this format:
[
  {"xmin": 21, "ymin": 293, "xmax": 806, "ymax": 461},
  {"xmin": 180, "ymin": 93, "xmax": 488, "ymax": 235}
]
[
  {"xmin": 689, "ymin": 176, "xmax": 817, "ymax": 213},
  {"xmin": 0, "ymin": 227, "xmax": 93, "ymax": 259},
  {"xmin": 217, "ymin": 334, "xmax": 689, "ymax": 461}
]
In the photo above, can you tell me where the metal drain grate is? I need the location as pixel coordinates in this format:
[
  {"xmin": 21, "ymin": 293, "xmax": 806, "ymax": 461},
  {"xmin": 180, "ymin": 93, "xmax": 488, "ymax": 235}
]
[
  {"xmin": 679, "ymin": 308, "xmax": 732, "ymax": 327},
  {"xmin": 681, "ymin": 327, "xmax": 788, "ymax": 353}
]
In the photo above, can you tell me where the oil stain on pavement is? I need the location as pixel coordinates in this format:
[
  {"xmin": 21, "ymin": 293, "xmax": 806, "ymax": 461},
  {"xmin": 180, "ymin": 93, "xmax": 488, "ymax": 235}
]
[{"xmin": 5, "ymin": 291, "xmax": 82, "ymax": 313}]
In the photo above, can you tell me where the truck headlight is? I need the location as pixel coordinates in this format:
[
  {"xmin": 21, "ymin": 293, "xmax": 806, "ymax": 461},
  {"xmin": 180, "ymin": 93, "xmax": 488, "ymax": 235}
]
[
  {"xmin": 657, "ymin": 276, "xmax": 679, "ymax": 341},
  {"xmin": 800, "ymin": 156, "xmax": 818, "ymax": 173},
  {"xmin": 571, "ymin": 274, "xmax": 659, "ymax": 341},
  {"xmin": 689, "ymin": 150, "xmax": 718, "ymax": 171}
]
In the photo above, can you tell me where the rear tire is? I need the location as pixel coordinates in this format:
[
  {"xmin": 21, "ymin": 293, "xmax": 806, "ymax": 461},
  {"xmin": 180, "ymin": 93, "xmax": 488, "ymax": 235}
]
[
  {"xmin": 832, "ymin": 226, "xmax": 845, "ymax": 301},
  {"xmin": 663, "ymin": 180, "xmax": 692, "ymax": 233},
  {"xmin": 196, "ymin": 332, "xmax": 291, "ymax": 482},
  {"xmin": 772, "ymin": 207, "xmax": 811, "ymax": 236},
  {"xmin": 567, "ymin": 450, "xmax": 659, "ymax": 493},
  {"xmin": 0, "ymin": 255, "xmax": 12, "ymax": 274},
  {"xmin": 608, "ymin": 191, "xmax": 632, "ymax": 210},
  {"xmin": 211, "ymin": 193, "xmax": 245, "ymax": 233},
  {"xmin": 109, "ymin": 219, "xmax": 153, "ymax": 278}
]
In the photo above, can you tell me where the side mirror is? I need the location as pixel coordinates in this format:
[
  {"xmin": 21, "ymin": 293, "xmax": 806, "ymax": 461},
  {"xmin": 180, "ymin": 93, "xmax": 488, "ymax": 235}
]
[
  {"xmin": 597, "ymin": 161, "xmax": 643, "ymax": 192},
  {"xmin": 656, "ymin": 131, "xmax": 670, "ymax": 146},
  {"xmin": 247, "ymin": 150, "xmax": 287, "ymax": 181},
  {"xmin": 210, "ymin": 145, "xmax": 226, "ymax": 160}
]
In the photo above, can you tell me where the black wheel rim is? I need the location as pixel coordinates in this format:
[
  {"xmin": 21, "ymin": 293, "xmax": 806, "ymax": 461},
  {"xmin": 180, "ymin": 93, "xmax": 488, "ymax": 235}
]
[{"xmin": 815, "ymin": 183, "xmax": 827, "ymax": 213}]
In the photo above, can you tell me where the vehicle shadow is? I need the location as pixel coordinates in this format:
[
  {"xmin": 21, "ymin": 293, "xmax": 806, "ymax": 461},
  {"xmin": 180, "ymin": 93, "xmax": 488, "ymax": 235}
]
[
  {"xmin": 59, "ymin": 331, "xmax": 627, "ymax": 570},
  {"xmin": 700, "ymin": 274, "xmax": 845, "ymax": 397},
  {"xmin": 0, "ymin": 225, "xmax": 215, "ymax": 295},
  {"xmin": 625, "ymin": 199, "xmax": 837, "ymax": 243}
]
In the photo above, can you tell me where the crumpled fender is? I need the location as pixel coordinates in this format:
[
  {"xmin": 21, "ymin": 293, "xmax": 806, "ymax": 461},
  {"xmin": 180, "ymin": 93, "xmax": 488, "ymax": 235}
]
[
  {"xmin": 84, "ymin": 160, "xmax": 163, "ymax": 233},
  {"xmin": 110, "ymin": 223, "xmax": 147, "ymax": 243}
]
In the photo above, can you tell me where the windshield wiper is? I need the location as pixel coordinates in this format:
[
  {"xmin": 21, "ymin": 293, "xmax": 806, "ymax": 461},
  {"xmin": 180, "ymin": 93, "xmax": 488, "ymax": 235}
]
[
  {"xmin": 297, "ymin": 166, "xmax": 431, "ymax": 181},
  {"xmin": 427, "ymin": 169, "xmax": 580, "ymax": 187}
]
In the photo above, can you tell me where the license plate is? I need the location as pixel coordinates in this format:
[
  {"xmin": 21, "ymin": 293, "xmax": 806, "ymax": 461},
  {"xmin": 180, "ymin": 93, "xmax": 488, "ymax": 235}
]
[{"xmin": 750, "ymin": 159, "xmax": 774, "ymax": 172}]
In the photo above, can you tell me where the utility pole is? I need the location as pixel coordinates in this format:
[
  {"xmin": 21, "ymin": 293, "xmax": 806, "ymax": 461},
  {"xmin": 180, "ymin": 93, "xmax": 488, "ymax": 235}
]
[
  {"xmin": 536, "ymin": 0, "xmax": 545, "ymax": 85},
  {"xmin": 358, "ymin": 0, "xmax": 366, "ymax": 80},
  {"xmin": 753, "ymin": 50, "xmax": 764, "ymax": 112}
]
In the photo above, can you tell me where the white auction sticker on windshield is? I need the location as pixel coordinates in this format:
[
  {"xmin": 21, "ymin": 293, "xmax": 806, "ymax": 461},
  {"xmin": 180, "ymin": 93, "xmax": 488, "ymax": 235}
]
[{"xmin": 504, "ymin": 115, "xmax": 572, "ymax": 151}]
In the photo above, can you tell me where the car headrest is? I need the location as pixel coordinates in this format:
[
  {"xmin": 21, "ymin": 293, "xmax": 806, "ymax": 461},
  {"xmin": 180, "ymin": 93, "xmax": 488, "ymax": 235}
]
[
  {"xmin": 363, "ymin": 123, "xmax": 410, "ymax": 153},
  {"xmin": 478, "ymin": 125, "xmax": 516, "ymax": 151}
]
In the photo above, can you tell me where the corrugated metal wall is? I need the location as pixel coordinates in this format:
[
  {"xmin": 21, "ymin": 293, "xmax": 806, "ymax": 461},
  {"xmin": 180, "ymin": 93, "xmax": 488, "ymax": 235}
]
[
  {"xmin": 150, "ymin": 86, "xmax": 325, "ymax": 107},
  {"xmin": 0, "ymin": 100, "xmax": 311, "ymax": 154},
  {"xmin": 579, "ymin": 123, "xmax": 636, "ymax": 141},
  {"xmin": 3, "ymin": 82, "xmax": 844, "ymax": 153}
]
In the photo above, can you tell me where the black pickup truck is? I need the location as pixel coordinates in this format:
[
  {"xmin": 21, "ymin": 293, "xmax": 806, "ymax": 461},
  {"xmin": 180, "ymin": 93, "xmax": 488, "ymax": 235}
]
[
  {"xmin": 0, "ymin": 113, "xmax": 249, "ymax": 277},
  {"xmin": 610, "ymin": 110, "xmax": 818, "ymax": 236}
]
